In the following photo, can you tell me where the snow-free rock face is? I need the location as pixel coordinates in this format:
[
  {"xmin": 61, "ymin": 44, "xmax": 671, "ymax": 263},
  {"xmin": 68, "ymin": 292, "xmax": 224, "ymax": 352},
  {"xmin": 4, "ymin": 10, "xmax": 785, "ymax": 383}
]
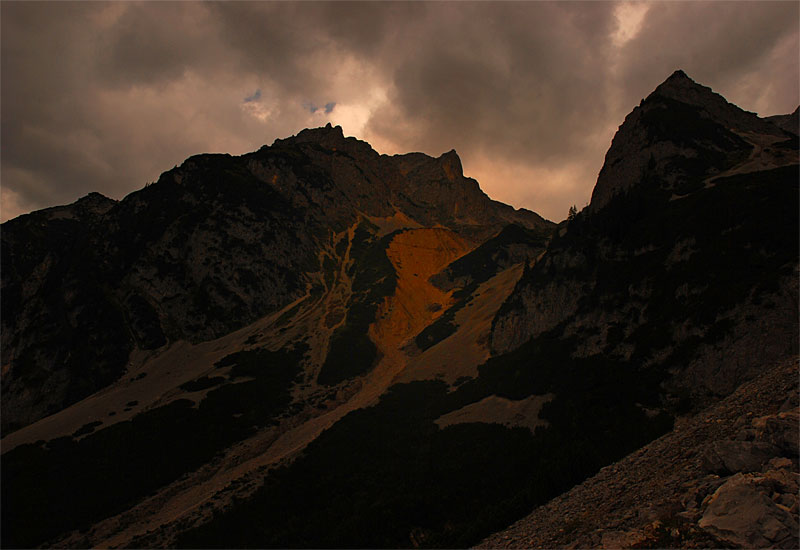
[
  {"xmin": 255, "ymin": 123, "xmax": 550, "ymax": 242},
  {"xmin": 699, "ymin": 471, "xmax": 798, "ymax": 549}
]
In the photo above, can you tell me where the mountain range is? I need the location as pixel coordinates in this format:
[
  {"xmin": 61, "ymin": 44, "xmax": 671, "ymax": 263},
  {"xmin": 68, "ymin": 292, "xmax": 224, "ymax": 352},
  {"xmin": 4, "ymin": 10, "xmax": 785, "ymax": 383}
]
[{"xmin": 1, "ymin": 70, "xmax": 797, "ymax": 549}]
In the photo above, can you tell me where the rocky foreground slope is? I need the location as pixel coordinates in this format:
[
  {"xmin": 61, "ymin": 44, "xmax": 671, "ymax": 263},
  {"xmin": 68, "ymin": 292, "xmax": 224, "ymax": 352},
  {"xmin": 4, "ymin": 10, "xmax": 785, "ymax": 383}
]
[{"xmin": 479, "ymin": 357, "xmax": 798, "ymax": 549}]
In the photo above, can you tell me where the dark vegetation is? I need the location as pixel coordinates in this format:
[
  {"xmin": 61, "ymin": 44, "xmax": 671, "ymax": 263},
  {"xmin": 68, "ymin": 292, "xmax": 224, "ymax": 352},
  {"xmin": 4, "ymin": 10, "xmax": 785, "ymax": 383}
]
[
  {"xmin": 414, "ymin": 284, "xmax": 476, "ymax": 351},
  {"xmin": 71, "ymin": 421, "xmax": 103, "ymax": 438},
  {"xmin": 501, "ymin": 163, "xmax": 798, "ymax": 375},
  {"xmin": 321, "ymin": 253, "xmax": 338, "ymax": 289},
  {"xmin": 125, "ymin": 294, "xmax": 167, "ymax": 349},
  {"xmin": 434, "ymin": 223, "xmax": 551, "ymax": 290},
  {"xmin": 177, "ymin": 332, "xmax": 671, "ymax": 549},
  {"xmin": 1, "ymin": 345, "xmax": 305, "ymax": 548},
  {"xmin": 180, "ymin": 376, "xmax": 226, "ymax": 392},
  {"xmin": 317, "ymin": 222, "xmax": 399, "ymax": 385},
  {"xmin": 0, "ymin": 215, "xmax": 133, "ymax": 434}
]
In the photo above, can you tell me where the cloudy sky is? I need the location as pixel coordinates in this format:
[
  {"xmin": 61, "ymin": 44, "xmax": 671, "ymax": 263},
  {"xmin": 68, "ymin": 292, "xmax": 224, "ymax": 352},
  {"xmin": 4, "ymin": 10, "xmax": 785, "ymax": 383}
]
[{"xmin": 2, "ymin": 1, "xmax": 798, "ymax": 223}]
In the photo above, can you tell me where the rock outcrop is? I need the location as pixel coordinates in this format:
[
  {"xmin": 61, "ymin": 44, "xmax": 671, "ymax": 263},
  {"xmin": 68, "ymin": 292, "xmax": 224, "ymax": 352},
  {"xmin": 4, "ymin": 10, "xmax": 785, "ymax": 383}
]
[
  {"xmin": 765, "ymin": 106, "xmax": 800, "ymax": 135},
  {"xmin": 261, "ymin": 124, "xmax": 549, "ymax": 242}
]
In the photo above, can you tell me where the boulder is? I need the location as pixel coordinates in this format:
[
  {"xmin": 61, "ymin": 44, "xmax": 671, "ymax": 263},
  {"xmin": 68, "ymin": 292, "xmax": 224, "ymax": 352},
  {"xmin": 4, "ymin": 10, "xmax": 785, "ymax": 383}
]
[
  {"xmin": 762, "ymin": 411, "xmax": 799, "ymax": 456},
  {"xmin": 700, "ymin": 440, "xmax": 781, "ymax": 475},
  {"xmin": 760, "ymin": 468, "xmax": 800, "ymax": 495},
  {"xmin": 699, "ymin": 473, "xmax": 799, "ymax": 548}
]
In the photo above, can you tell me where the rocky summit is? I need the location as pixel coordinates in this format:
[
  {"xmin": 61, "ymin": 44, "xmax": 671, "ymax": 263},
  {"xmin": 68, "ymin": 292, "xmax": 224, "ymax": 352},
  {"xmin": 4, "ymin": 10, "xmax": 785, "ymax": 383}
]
[{"xmin": 1, "ymin": 71, "xmax": 797, "ymax": 549}]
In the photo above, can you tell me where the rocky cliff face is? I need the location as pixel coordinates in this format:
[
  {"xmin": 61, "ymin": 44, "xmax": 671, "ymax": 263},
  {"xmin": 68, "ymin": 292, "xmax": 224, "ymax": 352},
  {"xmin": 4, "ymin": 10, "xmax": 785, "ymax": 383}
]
[
  {"xmin": 491, "ymin": 70, "xmax": 798, "ymax": 404},
  {"xmin": 590, "ymin": 70, "xmax": 794, "ymax": 211},
  {"xmin": 253, "ymin": 124, "xmax": 548, "ymax": 242},
  {"xmin": 1, "ymin": 126, "xmax": 550, "ymax": 434}
]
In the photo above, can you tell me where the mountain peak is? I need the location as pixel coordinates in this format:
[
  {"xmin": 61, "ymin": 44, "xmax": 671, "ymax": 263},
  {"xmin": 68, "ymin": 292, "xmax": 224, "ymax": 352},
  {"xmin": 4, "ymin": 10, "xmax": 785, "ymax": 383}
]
[
  {"xmin": 589, "ymin": 69, "xmax": 790, "ymax": 211},
  {"xmin": 74, "ymin": 192, "xmax": 117, "ymax": 216},
  {"xmin": 666, "ymin": 68, "xmax": 691, "ymax": 82},
  {"xmin": 77, "ymin": 191, "xmax": 114, "ymax": 204},
  {"xmin": 266, "ymin": 123, "xmax": 380, "ymax": 160},
  {"xmin": 439, "ymin": 149, "xmax": 463, "ymax": 181},
  {"xmin": 283, "ymin": 123, "xmax": 345, "ymax": 144},
  {"xmin": 648, "ymin": 69, "xmax": 780, "ymax": 136},
  {"xmin": 651, "ymin": 69, "xmax": 719, "ymax": 105}
]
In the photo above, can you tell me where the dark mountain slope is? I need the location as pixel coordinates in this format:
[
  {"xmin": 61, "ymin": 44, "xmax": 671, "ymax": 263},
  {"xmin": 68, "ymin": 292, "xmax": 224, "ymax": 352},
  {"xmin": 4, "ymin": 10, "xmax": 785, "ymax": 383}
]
[
  {"xmin": 1, "ymin": 126, "xmax": 549, "ymax": 434},
  {"xmin": 765, "ymin": 106, "xmax": 799, "ymax": 135},
  {"xmin": 1, "ymin": 158, "xmax": 315, "ymax": 433},
  {"xmin": 108, "ymin": 71, "xmax": 798, "ymax": 549}
]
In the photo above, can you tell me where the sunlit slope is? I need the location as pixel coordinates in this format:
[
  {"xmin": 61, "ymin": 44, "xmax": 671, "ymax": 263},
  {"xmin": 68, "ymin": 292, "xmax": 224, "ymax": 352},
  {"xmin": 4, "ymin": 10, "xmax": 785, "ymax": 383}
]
[
  {"xmin": 399, "ymin": 263, "xmax": 525, "ymax": 384},
  {"xmin": 373, "ymin": 228, "xmax": 470, "ymax": 351}
]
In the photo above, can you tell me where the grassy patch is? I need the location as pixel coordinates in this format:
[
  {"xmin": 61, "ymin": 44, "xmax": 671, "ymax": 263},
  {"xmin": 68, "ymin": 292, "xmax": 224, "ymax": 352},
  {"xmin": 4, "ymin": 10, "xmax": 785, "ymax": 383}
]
[{"xmin": 417, "ymin": 224, "xmax": 552, "ymax": 352}]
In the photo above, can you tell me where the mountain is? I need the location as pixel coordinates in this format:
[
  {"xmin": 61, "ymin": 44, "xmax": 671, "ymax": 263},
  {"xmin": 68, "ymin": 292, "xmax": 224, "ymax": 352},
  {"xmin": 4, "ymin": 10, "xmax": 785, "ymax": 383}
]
[
  {"xmin": 766, "ymin": 106, "xmax": 800, "ymax": 135},
  {"xmin": 1, "ymin": 71, "xmax": 797, "ymax": 549},
  {"xmin": 491, "ymin": 69, "xmax": 798, "ymax": 403},
  {"xmin": 1, "ymin": 125, "xmax": 549, "ymax": 434},
  {"xmin": 590, "ymin": 69, "xmax": 794, "ymax": 211}
]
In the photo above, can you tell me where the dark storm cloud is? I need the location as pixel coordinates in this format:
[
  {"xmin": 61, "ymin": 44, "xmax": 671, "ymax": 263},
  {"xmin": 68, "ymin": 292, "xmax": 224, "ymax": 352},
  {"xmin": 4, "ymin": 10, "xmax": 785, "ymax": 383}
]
[
  {"xmin": 2, "ymin": 1, "xmax": 797, "ymax": 222},
  {"xmin": 614, "ymin": 2, "xmax": 800, "ymax": 114},
  {"xmin": 366, "ymin": 2, "xmax": 618, "ymax": 162},
  {"xmin": 93, "ymin": 2, "xmax": 213, "ymax": 88}
]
